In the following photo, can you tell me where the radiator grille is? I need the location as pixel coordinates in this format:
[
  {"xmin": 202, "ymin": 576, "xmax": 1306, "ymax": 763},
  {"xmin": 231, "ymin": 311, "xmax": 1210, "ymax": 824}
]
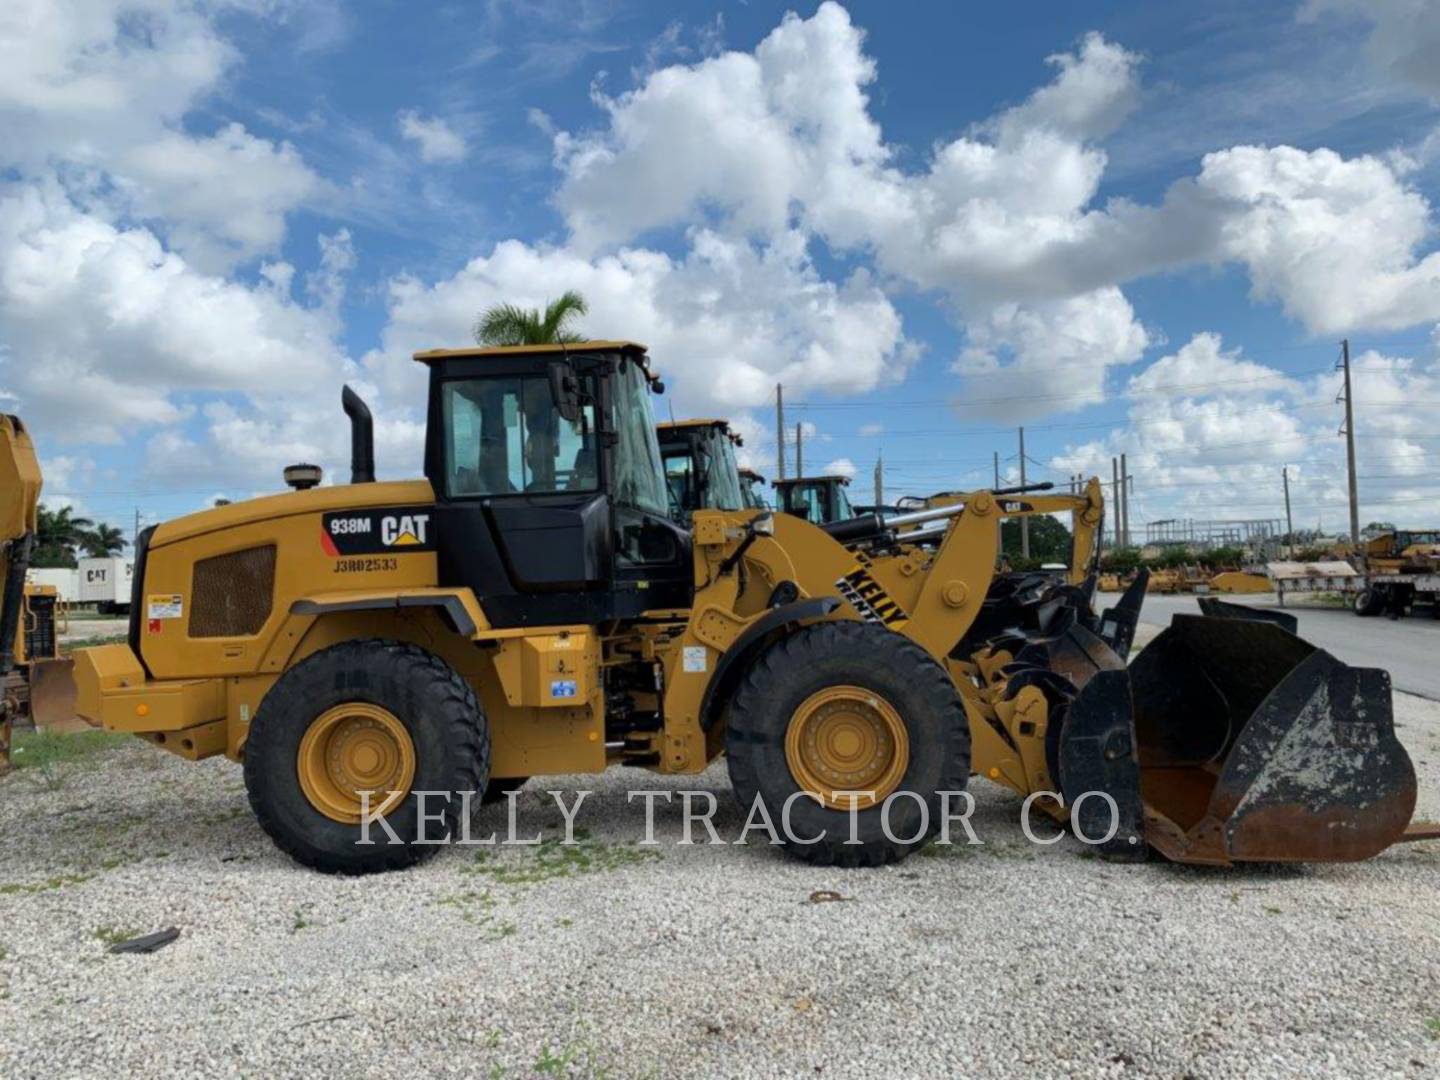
[
  {"xmin": 188, "ymin": 545, "xmax": 277, "ymax": 638},
  {"xmin": 24, "ymin": 594, "xmax": 56, "ymax": 661}
]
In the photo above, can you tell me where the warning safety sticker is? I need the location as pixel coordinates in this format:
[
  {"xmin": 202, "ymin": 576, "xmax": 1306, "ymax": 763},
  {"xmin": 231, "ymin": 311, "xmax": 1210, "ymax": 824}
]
[{"xmin": 147, "ymin": 594, "xmax": 183, "ymax": 620}]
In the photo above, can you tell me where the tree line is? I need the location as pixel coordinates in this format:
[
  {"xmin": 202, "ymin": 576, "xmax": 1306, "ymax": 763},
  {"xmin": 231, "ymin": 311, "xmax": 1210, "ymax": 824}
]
[{"xmin": 33, "ymin": 505, "xmax": 126, "ymax": 568}]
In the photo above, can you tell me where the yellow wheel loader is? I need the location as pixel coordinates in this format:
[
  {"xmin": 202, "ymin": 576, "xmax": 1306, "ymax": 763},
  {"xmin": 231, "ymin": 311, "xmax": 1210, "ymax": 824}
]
[
  {"xmin": 737, "ymin": 467, "xmax": 770, "ymax": 511},
  {"xmin": 64, "ymin": 342, "xmax": 1421, "ymax": 872},
  {"xmin": 0, "ymin": 415, "xmax": 76, "ymax": 771},
  {"xmin": 656, "ymin": 418, "xmax": 745, "ymax": 522},
  {"xmin": 774, "ymin": 474, "xmax": 854, "ymax": 525}
]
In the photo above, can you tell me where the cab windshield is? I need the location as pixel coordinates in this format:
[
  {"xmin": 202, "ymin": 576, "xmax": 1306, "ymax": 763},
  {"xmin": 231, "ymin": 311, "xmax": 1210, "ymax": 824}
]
[
  {"xmin": 609, "ymin": 359, "xmax": 669, "ymax": 517},
  {"xmin": 833, "ymin": 481, "xmax": 854, "ymax": 520},
  {"xmin": 701, "ymin": 431, "xmax": 744, "ymax": 511},
  {"xmin": 663, "ymin": 446, "xmax": 696, "ymax": 517}
]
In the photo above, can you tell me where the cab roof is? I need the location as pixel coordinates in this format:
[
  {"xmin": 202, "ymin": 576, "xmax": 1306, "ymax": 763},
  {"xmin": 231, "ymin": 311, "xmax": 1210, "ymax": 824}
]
[
  {"xmin": 774, "ymin": 474, "xmax": 851, "ymax": 487},
  {"xmin": 656, "ymin": 417, "xmax": 729, "ymax": 430},
  {"xmin": 656, "ymin": 417, "xmax": 743, "ymax": 446},
  {"xmin": 412, "ymin": 340, "xmax": 647, "ymax": 363}
]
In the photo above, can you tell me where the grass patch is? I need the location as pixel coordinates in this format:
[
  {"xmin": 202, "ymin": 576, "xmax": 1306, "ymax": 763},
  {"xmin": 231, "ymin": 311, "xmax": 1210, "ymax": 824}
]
[
  {"xmin": 92, "ymin": 925, "xmax": 139, "ymax": 948},
  {"xmin": 436, "ymin": 890, "xmax": 517, "ymax": 940},
  {"xmin": 0, "ymin": 872, "xmax": 93, "ymax": 896},
  {"xmin": 10, "ymin": 728, "xmax": 130, "ymax": 790},
  {"xmin": 61, "ymin": 632, "xmax": 129, "ymax": 653},
  {"xmin": 462, "ymin": 836, "xmax": 660, "ymax": 886},
  {"xmin": 531, "ymin": 1035, "xmax": 617, "ymax": 1078},
  {"xmin": 1425, "ymin": 1018, "xmax": 1440, "ymax": 1041}
]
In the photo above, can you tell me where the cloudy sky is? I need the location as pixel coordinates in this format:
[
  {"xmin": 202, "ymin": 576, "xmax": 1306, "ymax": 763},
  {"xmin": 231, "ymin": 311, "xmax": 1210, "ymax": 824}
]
[{"xmin": 3, "ymin": 0, "xmax": 1440, "ymax": 540}]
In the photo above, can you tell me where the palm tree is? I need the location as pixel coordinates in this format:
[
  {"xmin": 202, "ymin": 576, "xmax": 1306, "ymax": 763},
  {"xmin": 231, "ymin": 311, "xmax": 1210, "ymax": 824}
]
[
  {"xmin": 34, "ymin": 505, "xmax": 95, "ymax": 568},
  {"xmin": 474, "ymin": 290, "xmax": 589, "ymax": 346},
  {"xmin": 81, "ymin": 522, "xmax": 127, "ymax": 557}
]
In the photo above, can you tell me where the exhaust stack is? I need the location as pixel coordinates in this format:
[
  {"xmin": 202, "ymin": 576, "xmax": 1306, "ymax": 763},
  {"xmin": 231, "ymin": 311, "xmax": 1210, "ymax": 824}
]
[{"xmin": 341, "ymin": 385, "xmax": 375, "ymax": 484}]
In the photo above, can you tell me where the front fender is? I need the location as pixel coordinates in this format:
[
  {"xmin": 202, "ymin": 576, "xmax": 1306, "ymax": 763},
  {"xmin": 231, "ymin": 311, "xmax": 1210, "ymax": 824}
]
[{"xmin": 698, "ymin": 596, "xmax": 842, "ymax": 731}]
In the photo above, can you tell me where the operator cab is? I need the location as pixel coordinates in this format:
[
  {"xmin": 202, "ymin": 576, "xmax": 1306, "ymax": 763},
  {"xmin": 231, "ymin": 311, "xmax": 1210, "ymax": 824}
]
[
  {"xmin": 774, "ymin": 475, "xmax": 854, "ymax": 526},
  {"xmin": 417, "ymin": 342, "xmax": 691, "ymax": 626},
  {"xmin": 738, "ymin": 468, "xmax": 770, "ymax": 511},
  {"xmin": 656, "ymin": 419, "xmax": 745, "ymax": 523}
]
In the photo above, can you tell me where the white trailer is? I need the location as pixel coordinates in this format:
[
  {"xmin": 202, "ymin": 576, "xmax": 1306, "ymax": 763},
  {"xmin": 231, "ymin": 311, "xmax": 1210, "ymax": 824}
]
[
  {"xmin": 24, "ymin": 567, "xmax": 80, "ymax": 603},
  {"xmin": 77, "ymin": 556, "xmax": 133, "ymax": 613}
]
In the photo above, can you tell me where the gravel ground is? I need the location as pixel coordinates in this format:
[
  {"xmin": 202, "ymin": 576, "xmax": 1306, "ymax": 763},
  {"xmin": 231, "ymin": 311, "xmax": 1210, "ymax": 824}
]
[{"xmin": 2, "ymin": 690, "xmax": 1438, "ymax": 1080}]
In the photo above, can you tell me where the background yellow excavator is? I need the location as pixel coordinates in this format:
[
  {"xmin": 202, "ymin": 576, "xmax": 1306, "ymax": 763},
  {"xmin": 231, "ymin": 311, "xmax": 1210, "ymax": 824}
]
[
  {"xmin": 57, "ymin": 341, "xmax": 1423, "ymax": 875},
  {"xmin": 0, "ymin": 415, "xmax": 74, "ymax": 771}
]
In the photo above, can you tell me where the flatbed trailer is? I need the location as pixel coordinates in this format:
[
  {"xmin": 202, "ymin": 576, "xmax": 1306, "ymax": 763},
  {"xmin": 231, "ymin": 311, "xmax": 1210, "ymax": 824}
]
[{"xmin": 1268, "ymin": 561, "xmax": 1440, "ymax": 617}]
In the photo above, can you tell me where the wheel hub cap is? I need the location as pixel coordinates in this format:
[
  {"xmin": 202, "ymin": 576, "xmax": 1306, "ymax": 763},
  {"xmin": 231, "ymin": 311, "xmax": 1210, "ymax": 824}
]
[
  {"xmin": 298, "ymin": 703, "xmax": 416, "ymax": 824},
  {"xmin": 784, "ymin": 685, "xmax": 909, "ymax": 810}
]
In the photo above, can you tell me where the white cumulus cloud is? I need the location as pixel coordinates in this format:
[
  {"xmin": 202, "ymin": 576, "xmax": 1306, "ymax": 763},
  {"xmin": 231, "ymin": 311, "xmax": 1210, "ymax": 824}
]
[
  {"xmin": 398, "ymin": 110, "xmax": 467, "ymax": 164},
  {"xmin": 361, "ymin": 229, "xmax": 911, "ymax": 421}
]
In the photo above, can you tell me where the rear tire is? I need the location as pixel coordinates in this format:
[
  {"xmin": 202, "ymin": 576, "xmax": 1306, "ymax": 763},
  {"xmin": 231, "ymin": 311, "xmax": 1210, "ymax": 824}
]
[
  {"xmin": 244, "ymin": 639, "xmax": 489, "ymax": 874},
  {"xmin": 724, "ymin": 621, "xmax": 970, "ymax": 867},
  {"xmin": 1354, "ymin": 588, "xmax": 1385, "ymax": 616}
]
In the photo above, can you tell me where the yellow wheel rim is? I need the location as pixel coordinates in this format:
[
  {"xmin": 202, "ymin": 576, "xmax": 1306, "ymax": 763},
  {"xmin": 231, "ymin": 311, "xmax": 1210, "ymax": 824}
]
[
  {"xmin": 297, "ymin": 703, "xmax": 416, "ymax": 824},
  {"xmin": 784, "ymin": 685, "xmax": 909, "ymax": 811}
]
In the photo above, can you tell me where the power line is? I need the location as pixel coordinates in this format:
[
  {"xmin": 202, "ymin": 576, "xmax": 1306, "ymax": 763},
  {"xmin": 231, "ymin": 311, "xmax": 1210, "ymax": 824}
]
[{"xmin": 788, "ymin": 369, "xmax": 1333, "ymax": 409}]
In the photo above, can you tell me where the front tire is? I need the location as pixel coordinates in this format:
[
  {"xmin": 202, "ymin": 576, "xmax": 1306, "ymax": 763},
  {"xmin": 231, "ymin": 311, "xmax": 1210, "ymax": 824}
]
[
  {"xmin": 243, "ymin": 639, "xmax": 489, "ymax": 874},
  {"xmin": 724, "ymin": 621, "xmax": 970, "ymax": 867},
  {"xmin": 1354, "ymin": 588, "xmax": 1385, "ymax": 616}
]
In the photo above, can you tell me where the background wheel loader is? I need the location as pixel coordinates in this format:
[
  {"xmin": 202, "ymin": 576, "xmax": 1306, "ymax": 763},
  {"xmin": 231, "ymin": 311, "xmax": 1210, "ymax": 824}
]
[
  {"xmin": 65, "ymin": 341, "xmax": 1423, "ymax": 873},
  {"xmin": 774, "ymin": 474, "xmax": 855, "ymax": 525},
  {"xmin": 656, "ymin": 418, "xmax": 746, "ymax": 522},
  {"xmin": 737, "ymin": 467, "xmax": 770, "ymax": 511}
]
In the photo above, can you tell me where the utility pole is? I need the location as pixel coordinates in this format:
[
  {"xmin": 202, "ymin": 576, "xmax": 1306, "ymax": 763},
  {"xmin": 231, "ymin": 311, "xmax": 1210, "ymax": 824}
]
[
  {"xmin": 1283, "ymin": 466, "xmax": 1294, "ymax": 554},
  {"xmin": 1111, "ymin": 457, "xmax": 1121, "ymax": 548},
  {"xmin": 993, "ymin": 451, "xmax": 1000, "ymax": 489},
  {"xmin": 1120, "ymin": 452, "xmax": 1129, "ymax": 549},
  {"xmin": 874, "ymin": 451, "xmax": 883, "ymax": 507},
  {"xmin": 1018, "ymin": 427, "xmax": 1029, "ymax": 558},
  {"xmin": 1338, "ymin": 339, "xmax": 1360, "ymax": 545},
  {"xmin": 795, "ymin": 422, "xmax": 803, "ymax": 478},
  {"xmin": 1127, "ymin": 474, "xmax": 1135, "ymax": 548},
  {"xmin": 775, "ymin": 384, "xmax": 786, "ymax": 481},
  {"xmin": 133, "ymin": 506, "xmax": 140, "ymax": 550}
]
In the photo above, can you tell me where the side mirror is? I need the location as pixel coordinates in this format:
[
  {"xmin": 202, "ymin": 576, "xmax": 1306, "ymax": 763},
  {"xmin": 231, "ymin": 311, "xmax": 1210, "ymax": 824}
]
[{"xmin": 547, "ymin": 359, "xmax": 582, "ymax": 423}]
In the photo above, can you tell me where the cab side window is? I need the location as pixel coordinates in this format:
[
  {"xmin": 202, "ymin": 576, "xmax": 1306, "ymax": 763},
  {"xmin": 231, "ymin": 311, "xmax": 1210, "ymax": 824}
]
[{"xmin": 443, "ymin": 377, "xmax": 596, "ymax": 497}]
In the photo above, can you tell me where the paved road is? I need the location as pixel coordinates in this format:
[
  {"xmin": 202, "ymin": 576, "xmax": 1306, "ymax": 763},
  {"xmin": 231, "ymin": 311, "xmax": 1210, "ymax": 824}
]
[{"xmin": 1107, "ymin": 591, "xmax": 1440, "ymax": 701}]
